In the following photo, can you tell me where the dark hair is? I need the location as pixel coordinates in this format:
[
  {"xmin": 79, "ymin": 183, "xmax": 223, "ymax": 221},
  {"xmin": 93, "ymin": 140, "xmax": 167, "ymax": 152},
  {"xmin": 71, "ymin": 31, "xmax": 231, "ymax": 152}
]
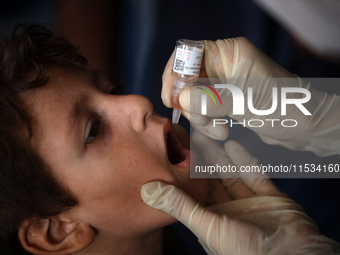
[{"xmin": 0, "ymin": 23, "xmax": 87, "ymax": 255}]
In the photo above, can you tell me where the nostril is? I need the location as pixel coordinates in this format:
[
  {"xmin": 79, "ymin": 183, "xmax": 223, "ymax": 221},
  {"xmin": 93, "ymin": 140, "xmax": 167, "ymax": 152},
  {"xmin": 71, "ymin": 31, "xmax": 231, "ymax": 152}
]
[
  {"xmin": 143, "ymin": 110, "xmax": 151, "ymax": 128},
  {"xmin": 124, "ymin": 94, "xmax": 153, "ymax": 133}
]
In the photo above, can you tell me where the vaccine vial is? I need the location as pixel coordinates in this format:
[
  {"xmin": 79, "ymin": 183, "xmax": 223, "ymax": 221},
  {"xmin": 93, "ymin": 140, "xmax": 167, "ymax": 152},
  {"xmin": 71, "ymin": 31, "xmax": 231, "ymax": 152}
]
[{"xmin": 171, "ymin": 39, "xmax": 204, "ymax": 125}]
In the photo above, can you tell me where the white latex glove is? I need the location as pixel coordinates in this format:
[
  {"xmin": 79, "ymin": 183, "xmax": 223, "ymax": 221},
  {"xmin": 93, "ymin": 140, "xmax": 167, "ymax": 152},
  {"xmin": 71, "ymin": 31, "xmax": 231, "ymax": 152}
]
[
  {"xmin": 141, "ymin": 134, "xmax": 340, "ymax": 255},
  {"xmin": 162, "ymin": 37, "xmax": 340, "ymax": 156},
  {"xmin": 254, "ymin": 0, "xmax": 340, "ymax": 57}
]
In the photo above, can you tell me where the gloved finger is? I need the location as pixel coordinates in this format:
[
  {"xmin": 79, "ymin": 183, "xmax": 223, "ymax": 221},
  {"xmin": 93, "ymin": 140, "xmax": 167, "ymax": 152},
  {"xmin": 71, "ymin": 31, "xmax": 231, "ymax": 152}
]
[
  {"xmin": 183, "ymin": 111, "xmax": 229, "ymax": 141},
  {"xmin": 192, "ymin": 131, "xmax": 234, "ymax": 174},
  {"xmin": 224, "ymin": 140, "xmax": 280, "ymax": 194},
  {"xmin": 204, "ymin": 39, "xmax": 236, "ymax": 79},
  {"xmin": 220, "ymin": 177, "xmax": 256, "ymax": 200},
  {"xmin": 141, "ymin": 182, "xmax": 267, "ymax": 255},
  {"xmin": 205, "ymin": 179, "xmax": 232, "ymax": 206},
  {"xmin": 181, "ymin": 110, "xmax": 210, "ymax": 125},
  {"xmin": 141, "ymin": 181, "xmax": 219, "ymax": 237},
  {"xmin": 193, "ymin": 131, "xmax": 255, "ymax": 199},
  {"xmin": 161, "ymin": 50, "xmax": 176, "ymax": 108}
]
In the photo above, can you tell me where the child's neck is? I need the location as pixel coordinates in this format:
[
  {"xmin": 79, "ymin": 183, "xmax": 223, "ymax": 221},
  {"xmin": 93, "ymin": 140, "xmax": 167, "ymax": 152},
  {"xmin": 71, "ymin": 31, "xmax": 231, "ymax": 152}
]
[{"xmin": 79, "ymin": 228, "xmax": 164, "ymax": 255}]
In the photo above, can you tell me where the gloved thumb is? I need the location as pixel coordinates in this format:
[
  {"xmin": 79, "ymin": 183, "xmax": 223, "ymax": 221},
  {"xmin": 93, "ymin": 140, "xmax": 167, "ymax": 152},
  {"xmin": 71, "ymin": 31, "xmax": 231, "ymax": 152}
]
[{"xmin": 141, "ymin": 181, "xmax": 217, "ymax": 238}]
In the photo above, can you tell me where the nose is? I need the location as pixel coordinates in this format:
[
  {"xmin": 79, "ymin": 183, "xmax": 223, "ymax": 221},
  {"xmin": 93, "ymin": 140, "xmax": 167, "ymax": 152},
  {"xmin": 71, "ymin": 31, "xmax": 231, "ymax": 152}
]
[{"xmin": 108, "ymin": 94, "xmax": 153, "ymax": 133}]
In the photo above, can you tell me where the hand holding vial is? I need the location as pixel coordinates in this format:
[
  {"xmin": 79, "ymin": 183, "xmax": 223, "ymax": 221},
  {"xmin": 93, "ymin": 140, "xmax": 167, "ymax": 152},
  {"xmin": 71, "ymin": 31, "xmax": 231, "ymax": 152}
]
[
  {"xmin": 162, "ymin": 37, "xmax": 340, "ymax": 156},
  {"xmin": 142, "ymin": 132, "xmax": 340, "ymax": 255}
]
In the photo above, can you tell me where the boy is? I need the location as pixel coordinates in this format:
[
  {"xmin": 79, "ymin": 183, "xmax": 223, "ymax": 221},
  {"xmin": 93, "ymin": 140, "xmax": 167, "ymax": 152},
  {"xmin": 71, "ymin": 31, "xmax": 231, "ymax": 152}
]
[{"xmin": 0, "ymin": 23, "xmax": 208, "ymax": 255}]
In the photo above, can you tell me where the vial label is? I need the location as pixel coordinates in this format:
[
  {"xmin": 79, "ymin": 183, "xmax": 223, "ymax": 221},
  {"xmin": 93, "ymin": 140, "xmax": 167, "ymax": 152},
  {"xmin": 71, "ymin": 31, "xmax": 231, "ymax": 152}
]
[{"xmin": 173, "ymin": 48, "xmax": 203, "ymax": 76}]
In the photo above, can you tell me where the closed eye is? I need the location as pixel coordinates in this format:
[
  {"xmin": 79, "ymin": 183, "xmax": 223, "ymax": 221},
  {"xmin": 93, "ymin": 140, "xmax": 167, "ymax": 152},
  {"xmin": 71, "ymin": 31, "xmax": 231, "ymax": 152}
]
[{"xmin": 86, "ymin": 118, "xmax": 101, "ymax": 144}]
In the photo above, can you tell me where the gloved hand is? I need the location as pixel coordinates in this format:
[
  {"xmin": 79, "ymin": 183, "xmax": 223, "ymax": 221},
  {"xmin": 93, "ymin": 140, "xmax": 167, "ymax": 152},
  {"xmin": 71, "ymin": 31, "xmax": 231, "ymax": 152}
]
[
  {"xmin": 141, "ymin": 133, "xmax": 340, "ymax": 255},
  {"xmin": 162, "ymin": 37, "xmax": 340, "ymax": 156}
]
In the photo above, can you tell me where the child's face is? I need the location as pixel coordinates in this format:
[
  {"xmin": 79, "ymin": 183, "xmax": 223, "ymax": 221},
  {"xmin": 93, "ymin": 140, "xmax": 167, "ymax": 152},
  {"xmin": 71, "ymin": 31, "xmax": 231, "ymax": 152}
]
[{"xmin": 21, "ymin": 65, "xmax": 208, "ymax": 238}]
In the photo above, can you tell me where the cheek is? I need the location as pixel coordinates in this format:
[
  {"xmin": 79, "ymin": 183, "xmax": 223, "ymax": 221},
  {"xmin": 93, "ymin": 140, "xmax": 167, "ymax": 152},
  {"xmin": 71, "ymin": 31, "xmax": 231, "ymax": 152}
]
[
  {"xmin": 76, "ymin": 178, "xmax": 177, "ymax": 237},
  {"xmin": 73, "ymin": 140, "xmax": 207, "ymax": 235},
  {"xmin": 73, "ymin": 157, "xmax": 178, "ymax": 236}
]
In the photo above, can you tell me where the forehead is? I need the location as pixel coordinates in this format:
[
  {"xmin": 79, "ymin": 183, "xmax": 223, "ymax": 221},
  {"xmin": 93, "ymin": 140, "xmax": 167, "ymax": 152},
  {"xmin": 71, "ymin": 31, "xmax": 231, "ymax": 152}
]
[
  {"xmin": 19, "ymin": 65, "xmax": 97, "ymax": 145},
  {"xmin": 21, "ymin": 65, "xmax": 96, "ymax": 112},
  {"xmin": 37, "ymin": 65, "xmax": 93, "ymax": 94}
]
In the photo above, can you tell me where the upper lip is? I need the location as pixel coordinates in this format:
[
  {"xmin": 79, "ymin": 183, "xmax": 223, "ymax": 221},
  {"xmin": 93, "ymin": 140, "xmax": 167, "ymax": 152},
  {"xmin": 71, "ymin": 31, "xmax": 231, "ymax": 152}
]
[{"xmin": 163, "ymin": 119, "xmax": 172, "ymax": 142}]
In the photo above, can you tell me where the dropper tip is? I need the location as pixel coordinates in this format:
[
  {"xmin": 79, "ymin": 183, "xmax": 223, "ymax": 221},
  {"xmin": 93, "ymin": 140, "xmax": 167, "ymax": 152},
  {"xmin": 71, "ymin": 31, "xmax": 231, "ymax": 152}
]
[{"xmin": 172, "ymin": 109, "xmax": 181, "ymax": 125}]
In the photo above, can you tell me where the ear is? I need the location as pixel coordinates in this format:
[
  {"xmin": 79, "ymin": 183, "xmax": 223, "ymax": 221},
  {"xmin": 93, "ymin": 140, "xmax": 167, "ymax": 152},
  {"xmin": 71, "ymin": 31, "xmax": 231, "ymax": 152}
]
[{"xmin": 18, "ymin": 215, "xmax": 95, "ymax": 255}]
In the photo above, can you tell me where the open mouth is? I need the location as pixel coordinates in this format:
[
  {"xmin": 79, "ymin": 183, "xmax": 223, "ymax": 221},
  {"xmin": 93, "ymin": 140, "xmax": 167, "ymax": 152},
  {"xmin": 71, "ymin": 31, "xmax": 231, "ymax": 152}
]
[{"xmin": 165, "ymin": 124, "xmax": 191, "ymax": 167}]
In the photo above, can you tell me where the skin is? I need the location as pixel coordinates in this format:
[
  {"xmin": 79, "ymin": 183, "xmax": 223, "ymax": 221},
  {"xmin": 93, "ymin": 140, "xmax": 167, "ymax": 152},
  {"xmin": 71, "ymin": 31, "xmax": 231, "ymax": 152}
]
[{"xmin": 20, "ymin": 65, "xmax": 209, "ymax": 254}]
